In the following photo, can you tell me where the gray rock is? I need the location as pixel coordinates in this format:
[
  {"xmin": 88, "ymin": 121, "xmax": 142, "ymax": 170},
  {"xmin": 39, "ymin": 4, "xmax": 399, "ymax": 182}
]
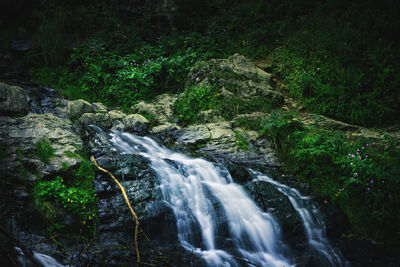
[
  {"xmin": 0, "ymin": 113, "xmax": 82, "ymax": 180},
  {"xmin": 107, "ymin": 110, "xmax": 126, "ymax": 121},
  {"xmin": 66, "ymin": 99, "xmax": 94, "ymax": 120},
  {"xmin": 122, "ymin": 114, "xmax": 150, "ymax": 134},
  {"xmin": 0, "ymin": 82, "xmax": 29, "ymax": 116},
  {"xmin": 184, "ymin": 54, "xmax": 284, "ymax": 120},
  {"xmin": 173, "ymin": 121, "xmax": 280, "ymax": 167},
  {"xmin": 245, "ymin": 181, "xmax": 307, "ymax": 253},
  {"xmin": 9, "ymin": 39, "xmax": 31, "ymax": 52},
  {"xmin": 79, "ymin": 112, "xmax": 113, "ymax": 128},
  {"xmin": 93, "ymin": 102, "xmax": 108, "ymax": 112},
  {"xmin": 131, "ymin": 93, "xmax": 177, "ymax": 124},
  {"xmin": 151, "ymin": 122, "xmax": 180, "ymax": 135}
]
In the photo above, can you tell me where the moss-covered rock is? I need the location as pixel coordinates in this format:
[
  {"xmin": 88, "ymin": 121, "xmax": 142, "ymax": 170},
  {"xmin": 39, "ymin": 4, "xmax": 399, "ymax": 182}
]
[
  {"xmin": 0, "ymin": 113, "xmax": 82, "ymax": 180},
  {"xmin": 66, "ymin": 99, "xmax": 94, "ymax": 120},
  {"xmin": 174, "ymin": 54, "xmax": 284, "ymax": 125},
  {"xmin": 0, "ymin": 82, "xmax": 29, "ymax": 116}
]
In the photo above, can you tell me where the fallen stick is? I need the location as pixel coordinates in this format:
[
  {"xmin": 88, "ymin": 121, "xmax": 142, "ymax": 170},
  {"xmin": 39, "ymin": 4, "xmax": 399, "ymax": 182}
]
[{"xmin": 90, "ymin": 155, "xmax": 141, "ymax": 263}]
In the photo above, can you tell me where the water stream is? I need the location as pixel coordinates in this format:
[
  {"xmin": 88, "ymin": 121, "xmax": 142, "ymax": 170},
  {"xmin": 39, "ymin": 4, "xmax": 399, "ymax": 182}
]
[
  {"xmin": 250, "ymin": 170, "xmax": 349, "ymax": 267},
  {"xmin": 91, "ymin": 128, "xmax": 347, "ymax": 266}
]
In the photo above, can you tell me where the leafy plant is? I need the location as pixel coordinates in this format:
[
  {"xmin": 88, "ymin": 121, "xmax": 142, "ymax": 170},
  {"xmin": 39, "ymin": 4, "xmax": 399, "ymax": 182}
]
[
  {"xmin": 259, "ymin": 111, "xmax": 303, "ymax": 152},
  {"xmin": 234, "ymin": 130, "xmax": 249, "ymax": 150},
  {"xmin": 36, "ymin": 138, "xmax": 55, "ymax": 164},
  {"xmin": 33, "ymin": 176, "xmax": 97, "ymax": 229},
  {"xmin": 173, "ymin": 80, "xmax": 221, "ymax": 125}
]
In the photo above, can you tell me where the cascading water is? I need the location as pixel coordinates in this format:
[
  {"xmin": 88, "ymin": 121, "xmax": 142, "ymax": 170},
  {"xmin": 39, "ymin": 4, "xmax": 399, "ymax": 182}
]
[
  {"xmin": 91, "ymin": 126, "xmax": 346, "ymax": 266},
  {"xmin": 250, "ymin": 170, "xmax": 349, "ymax": 267},
  {"xmin": 109, "ymin": 130, "xmax": 291, "ymax": 266}
]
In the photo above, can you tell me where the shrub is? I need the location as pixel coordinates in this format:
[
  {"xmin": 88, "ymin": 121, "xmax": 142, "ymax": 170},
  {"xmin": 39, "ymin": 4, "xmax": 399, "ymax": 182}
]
[
  {"xmin": 32, "ymin": 154, "xmax": 97, "ymax": 237},
  {"xmin": 33, "ymin": 176, "xmax": 97, "ymax": 230},
  {"xmin": 259, "ymin": 111, "xmax": 400, "ymax": 247},
  {"xmin": 173, "ymin": 80, "xmax": 221, "ymax": 125}
]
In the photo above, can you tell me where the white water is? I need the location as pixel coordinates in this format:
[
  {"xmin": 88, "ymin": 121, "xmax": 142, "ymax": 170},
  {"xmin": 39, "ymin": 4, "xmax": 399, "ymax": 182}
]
[
  {"xmin": 109, "ymin": 130, "xmax": 292, "ymax": 266},
  {"xmin": 15, "ymin": 247, "xmax": 66, "ymax": 267},
  {"xmin": 250, "ymin": 170, "xmax": 348, "ymax": 267},
  {"xmin": 90, "ymin": 127, "xmax": 346, "ymax": 266}
]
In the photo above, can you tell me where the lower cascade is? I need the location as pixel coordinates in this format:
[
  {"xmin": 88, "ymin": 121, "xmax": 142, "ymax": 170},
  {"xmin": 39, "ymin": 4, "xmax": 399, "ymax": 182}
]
[{"xmin": 92, "ymin": 126, "xmax": 347, "ymax": 266}]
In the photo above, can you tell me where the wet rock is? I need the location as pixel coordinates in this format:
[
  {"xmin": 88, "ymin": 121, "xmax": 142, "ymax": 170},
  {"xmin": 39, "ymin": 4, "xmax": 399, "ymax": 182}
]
[
  {"xmin": 173, "ymin": 121, "xmax": 279, "ymax": 167},
  {"xmin": 92, "ymin": 102, "xmax": 108, "ymax": 112},
  {"xmin": 226, "ymin": 163, "xmax": 251, "ymax": 184},
  {"xmin": 67, "ymin": 99, "xmax": 94, "ymax": 120},
  {"xmin": 107, "ymin": 110, "xmax": 126, "ymax": 121},
  {"xmin": 298, "ymin": 113, "xmax": 358, "ymax": 131},
  {"xmin": 121, "ymin": 114, "xmax": 150, "ymax": 134},
  {"xmin": 245, "ymin": 181, "xmax": 307, "ymax": 253},
  {"xmin": 9, "ymin": 39, "xmax": 31, "ymax": 53},
  {"xmin": 0, "ymin": 81, "xmax": 29, "ymax": 116},
  {"xmin": 151, "ymin": 122, "xmax": 181, "ymax": 143}
]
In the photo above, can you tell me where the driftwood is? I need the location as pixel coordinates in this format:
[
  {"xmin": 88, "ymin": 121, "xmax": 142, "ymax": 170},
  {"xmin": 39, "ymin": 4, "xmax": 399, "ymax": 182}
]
[{"xmin": 90, "ymin": 155, "xmax": 142, "ymax": 263}]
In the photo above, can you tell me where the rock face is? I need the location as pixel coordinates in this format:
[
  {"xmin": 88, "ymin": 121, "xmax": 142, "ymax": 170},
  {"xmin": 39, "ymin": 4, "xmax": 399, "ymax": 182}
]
[
  {"xmin": 0, "ymin": 81, "xmax": 29, "ymax": 116},
  {"xmin": 66, "ymin": 99, "xmax": 94, "ymax": 120},
  {"xmin": 245, "ymin": 181, "xmax": 306, "ymax": 250},
  {"xmin": 171, "ymin": 121, "xmax": 280, "ymax": 167},
  {"xmin": 131, "ymin": 93, "xmax": 177, "ymax": 124},
  {"xmin": 184, "ymin": 53, "xmax": 284, "ymax": 119},
  {"xmin": 122, "ymin": 114, "xmax": 150, "ymax": 134},
  {"xmin": 0, "ymin": 113, "xmax": 82, "ymax": 180}
]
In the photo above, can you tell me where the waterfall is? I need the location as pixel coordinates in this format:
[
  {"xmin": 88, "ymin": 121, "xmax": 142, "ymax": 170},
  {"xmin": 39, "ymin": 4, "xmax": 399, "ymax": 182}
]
[
  {"xmin": 89, "ymin": 127, "xmax": 346, "ymax": 266},
  {"xmin": 250, "ymin": 170, "xmax": 349, "ymax": 267},
  {"xmin": 109, "ymin": 130, "xmax": 292, "ymax": 266}
]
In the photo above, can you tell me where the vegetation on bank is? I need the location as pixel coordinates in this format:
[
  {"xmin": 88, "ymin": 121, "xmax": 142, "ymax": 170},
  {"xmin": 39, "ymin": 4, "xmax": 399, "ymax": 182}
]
[
  {"xmin": 1, "ymin": 0, "xmax": 399, "ymax": 250},
  {"xmin": 257, "ymin": 112, "xmax": 400, "ymax": 247},
  {"xmin": 32, "ymin": 152, "xmax": 97, "ymax": 237}
]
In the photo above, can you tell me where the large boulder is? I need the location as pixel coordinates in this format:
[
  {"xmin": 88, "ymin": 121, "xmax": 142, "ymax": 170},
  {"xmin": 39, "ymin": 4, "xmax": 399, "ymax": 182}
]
[
  {"xmin": 181, "ymin": 54, "xmax": 284, "ymax": 121},
  {"xmin": 0, "ymin": 82, "xmax": 29, "ymax": 116},
  {"xmin": 173, "ymin": 121, "xmax": 279, "ymax": 167},
  {"xmin": 131, "ymin": 93, "xmax": 177, "ymax": 124},
  {"xmin": 66, "ymin": 99, "xmax": 94, "ymax": 120},
  {"xmin": 122, "ymin": 114, "xmax": 150, "ymax": 134},
  {"xmin": 0, "ymin": 113, "xmax": 82, "ymax": 180}
]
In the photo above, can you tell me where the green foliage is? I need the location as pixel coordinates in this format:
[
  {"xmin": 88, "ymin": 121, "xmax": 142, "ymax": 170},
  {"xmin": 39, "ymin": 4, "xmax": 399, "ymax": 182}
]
[
  {"xmin": 33, "ymin": 3, "xmax": 66, "ymax": 66},
  {"xmin": 271, "ymin": 3, "xmax": 400, "ymax": 126},
  {"xmin": 173, "ymin": 80, "xmax": 221, "ymax": 125},
  {"xmin": 259, "ymin": 111, "xmax": 303, "ymax": 152},
  {"xmin": 36, "ymin": 138, "xmax": 55, "ymax": 164},
  {"xmin": 141, "ymin": 112, "xmax": 157, "ymax": 128},
  {"xmin": 260, "ymin": 111, "xmax": 400, "ymax": 247},
  {"xmin": 234, "ymin": 130, "xmax": 249, "ymax": 151},
  {"xmin": 335, "ymin": 140, "xmax": 400, "ymax": 240},
  {"xmin": 30, "ymin": 38, "xmax": 199, "ymax": 109},
  {"xmin": 32, "ymin": 147, "xmax": 97, "ymax": 237},
  {"xmin": 33, "ymin": 176, "xmax": 97, "ymax": 231},
  {"xmin": 234, "ymin": 117, "xmax": 264, "ymax": 131}
]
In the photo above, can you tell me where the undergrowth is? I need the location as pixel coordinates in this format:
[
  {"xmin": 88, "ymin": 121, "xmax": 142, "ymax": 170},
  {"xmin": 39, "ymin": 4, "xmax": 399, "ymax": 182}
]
[
  {"xmin": 259, "ymin": 111, "xmax": 400, "ymax": 249},
  {"xmin": 32, "ymin": 152, "xmax": 97, "ymax": 238}
]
